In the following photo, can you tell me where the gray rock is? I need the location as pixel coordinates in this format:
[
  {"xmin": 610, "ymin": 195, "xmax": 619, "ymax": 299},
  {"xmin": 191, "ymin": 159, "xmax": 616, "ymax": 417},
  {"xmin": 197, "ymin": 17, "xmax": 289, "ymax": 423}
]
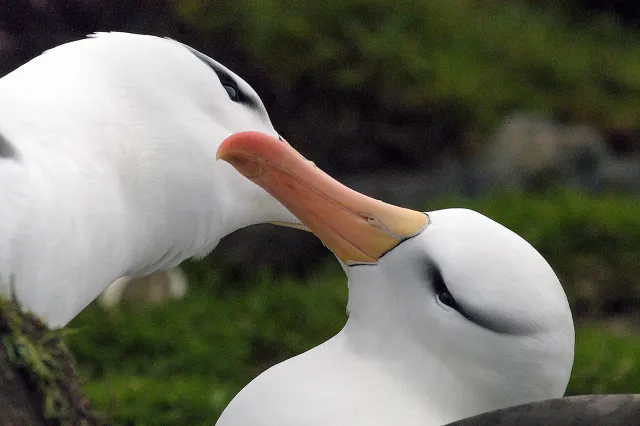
[
  {"xmin": 599, "ymin": 157, "xmax": 640, "ymax": 193},
  {"xmin": 474, "ymin": 113, "xmax": 615, "ymax": 192},
  {"xmin": 98, "ymin": 268, "xmax": 189, "ymax": 309},
  {"xmin": 447, "ymin": 394, "xmax": 640, "ymax": 426}
]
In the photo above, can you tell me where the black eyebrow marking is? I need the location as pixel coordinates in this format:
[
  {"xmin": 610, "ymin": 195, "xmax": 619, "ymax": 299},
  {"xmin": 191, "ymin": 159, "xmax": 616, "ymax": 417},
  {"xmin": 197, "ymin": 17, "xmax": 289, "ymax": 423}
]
[
  {"xmin": 0, "ymin": 132, "xmax": 18, "ymax": 160},
  {"xmin": 424, "ymin": 261, "xmax": 533, "ymax": 336},
  {"xmin": 178, "ymin": 43, "xmax": 260, "ymax": 110},
  {"xmin": 430, "ymin": 262, "xmax": 460, "ymax": 311}
]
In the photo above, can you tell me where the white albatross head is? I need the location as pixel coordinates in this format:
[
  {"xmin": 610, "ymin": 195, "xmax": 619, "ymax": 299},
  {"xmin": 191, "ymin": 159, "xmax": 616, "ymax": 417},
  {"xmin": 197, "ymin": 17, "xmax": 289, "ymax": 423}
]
[
  {"xmin": 0, "ymin": 33, "xmax": 300, "ymax": 327},
  {"xmin": 217, "ymin": 131, "xmax": 575, "ymax": 425}
]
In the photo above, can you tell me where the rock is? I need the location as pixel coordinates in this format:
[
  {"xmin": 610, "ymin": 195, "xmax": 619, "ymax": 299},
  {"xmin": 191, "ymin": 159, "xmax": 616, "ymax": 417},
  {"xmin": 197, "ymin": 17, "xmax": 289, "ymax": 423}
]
[
  {"xmin": 599, "ymin": 157, "xmax": 640, "ymax": 193},
  {"xmin": 474, "ymin": 113, "xmax": 614, "ymax": 192},
  {"xmin": 98, "ymin": 267, "xmax": 189, "ymax": 309},
  {"xmin": 447, "ymin": 394, "xmax": 640, "ymax": 426}
]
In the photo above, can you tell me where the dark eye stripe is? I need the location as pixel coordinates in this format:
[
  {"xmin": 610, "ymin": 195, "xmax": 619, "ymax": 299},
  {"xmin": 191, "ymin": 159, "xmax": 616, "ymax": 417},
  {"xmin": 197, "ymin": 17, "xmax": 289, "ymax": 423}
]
[
  {"xmin": 426, "ymin": 261, "xmax": 530, "ymax": 335},
  {"xmin": 0, "ymin": 132, "xmax": 18, "ymax": 160},
  {"xmin": 178, "ymin": 42, "xmax": 260, "ymax": 109},
  {"xmin": 429, "ymin": 263, "xmax": 459, "ymax": 310}
]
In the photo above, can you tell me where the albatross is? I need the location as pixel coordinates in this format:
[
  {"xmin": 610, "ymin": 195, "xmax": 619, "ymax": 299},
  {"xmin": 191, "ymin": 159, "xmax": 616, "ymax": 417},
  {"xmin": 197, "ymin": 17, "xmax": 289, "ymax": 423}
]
[
  {"xmin": 215, "ymin": 131, "xmax": 575, "ymax": 425},
  {"xmin": 0, "ymin": 33, "xmax": 302, "ymax": 328}
]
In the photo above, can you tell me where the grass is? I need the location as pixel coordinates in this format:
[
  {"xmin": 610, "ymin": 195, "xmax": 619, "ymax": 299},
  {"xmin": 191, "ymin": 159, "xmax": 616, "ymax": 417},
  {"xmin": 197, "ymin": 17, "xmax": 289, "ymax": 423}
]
[
  {"xmin": 68, "ymin": 265, "xmax": 348, "ymax": 424},
  {"xmin": 569, "ymin": 325, "xmax": 640, "ymax": 396}
]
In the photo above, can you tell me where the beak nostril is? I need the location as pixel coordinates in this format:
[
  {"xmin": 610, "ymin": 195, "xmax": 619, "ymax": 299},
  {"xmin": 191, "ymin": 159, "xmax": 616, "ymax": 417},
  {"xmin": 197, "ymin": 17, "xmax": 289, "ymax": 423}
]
[{"xmin": 365, "ymin": 215, "xmax": 382, "ymax": 228}]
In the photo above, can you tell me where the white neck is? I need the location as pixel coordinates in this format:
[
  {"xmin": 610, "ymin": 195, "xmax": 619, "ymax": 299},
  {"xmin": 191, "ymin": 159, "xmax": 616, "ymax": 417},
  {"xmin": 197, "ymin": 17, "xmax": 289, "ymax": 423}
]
[{"xmin": 341, "ymin": 272, "xmax": 476, "ymax": 424}]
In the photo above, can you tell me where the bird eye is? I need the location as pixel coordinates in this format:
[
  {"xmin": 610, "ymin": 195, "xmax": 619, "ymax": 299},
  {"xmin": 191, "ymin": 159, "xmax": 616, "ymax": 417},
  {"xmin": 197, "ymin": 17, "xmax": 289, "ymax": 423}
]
[
  {"xmin": 430, "ymin": 264, "xmax": 459, "ymax": 310},
  {"xmin": 223, "ymin": 83, "xmax": 239, "ymax": 102},
  {"xmin": 437, "ymin": 287, "xmax": 457, "ymax": 309}
]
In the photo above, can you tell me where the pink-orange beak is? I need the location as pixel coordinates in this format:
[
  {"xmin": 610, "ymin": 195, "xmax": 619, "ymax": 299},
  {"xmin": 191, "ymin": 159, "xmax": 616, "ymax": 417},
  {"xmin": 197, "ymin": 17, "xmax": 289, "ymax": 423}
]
[{"xmin": 217, "ymin": 131, "xmax": 427, "ymax": 265}]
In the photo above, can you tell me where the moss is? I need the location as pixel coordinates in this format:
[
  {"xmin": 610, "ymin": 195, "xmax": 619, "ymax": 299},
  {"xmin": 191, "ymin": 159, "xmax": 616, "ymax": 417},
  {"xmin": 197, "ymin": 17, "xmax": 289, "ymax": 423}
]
[{"xmin": 0, "ymin": 293, "xmax": 99, "ymax": 425}]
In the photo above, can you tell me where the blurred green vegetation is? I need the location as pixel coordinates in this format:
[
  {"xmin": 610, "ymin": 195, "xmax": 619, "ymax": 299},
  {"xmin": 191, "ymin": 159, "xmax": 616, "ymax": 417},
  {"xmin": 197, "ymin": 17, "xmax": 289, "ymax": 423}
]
[
  {"xmin": 67, "ymin": 191, "xmax": 640, "ymax": 425},
  {"xmin": 177, "ymin": 0, "xmax": 640, "ymax": 134}
]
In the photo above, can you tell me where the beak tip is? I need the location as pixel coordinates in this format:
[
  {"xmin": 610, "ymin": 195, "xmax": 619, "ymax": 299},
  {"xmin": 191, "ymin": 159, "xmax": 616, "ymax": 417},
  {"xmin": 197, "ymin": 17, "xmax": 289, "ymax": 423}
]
[
  {"xmin": 217, "ymin": 131, "xmax": 270, "ymax": 163},
  {"xmin": 216, "ymin": 140, "xmax": 233, "ymax": 162}
]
